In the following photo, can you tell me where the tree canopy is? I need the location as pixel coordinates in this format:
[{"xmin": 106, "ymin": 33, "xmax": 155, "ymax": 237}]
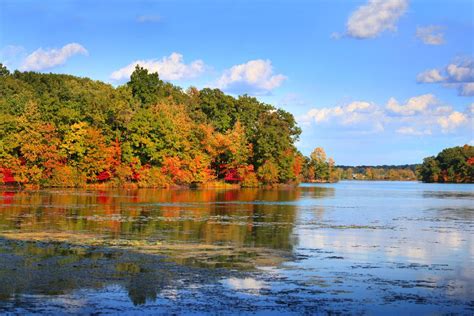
[
  {"xmin": 0, "ymin": 64, "xmax": 309, "ymax": 188},
  {"xmin": 418, "ymin": 145, "xmax": 474, "ymax": 183}
]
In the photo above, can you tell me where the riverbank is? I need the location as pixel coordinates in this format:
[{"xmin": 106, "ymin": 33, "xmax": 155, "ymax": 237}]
[{"xmin": 0, "ymin": 180, "xmax": 302, "ymax": 190}]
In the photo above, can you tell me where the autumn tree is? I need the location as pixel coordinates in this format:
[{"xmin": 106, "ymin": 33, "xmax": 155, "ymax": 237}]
[
  {"xmin": 309, "ymin": 147, "xmax": 329, "ymax": 182},
  {"xmin": 418, "ymin": 145, "xmax": 473, "ymax": 183},
  {"xmin": 0, "ymin": 67, "xmax": 306, "ymax": 187}
]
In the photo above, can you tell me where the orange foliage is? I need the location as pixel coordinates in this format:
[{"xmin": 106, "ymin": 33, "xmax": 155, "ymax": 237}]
[{"xmin": 292, "ymin": 155, "xmax": 303, "ymax": 180}]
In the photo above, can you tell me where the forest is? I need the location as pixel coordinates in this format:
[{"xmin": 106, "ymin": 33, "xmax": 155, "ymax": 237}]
[
  {"xmin": 1, "ymin": 63, "xmax": 471, "ymax": 187},
  {"xmin": 0, "ymin": 63, "xmax": 339, "ymax": 188},
  {"xmin": 417, "ymin": 145, "xmax": 474, "ymax": 183}
]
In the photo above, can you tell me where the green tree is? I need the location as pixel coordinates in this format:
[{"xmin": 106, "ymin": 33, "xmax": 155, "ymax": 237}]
[
  {"xmin": 418, "ymin": 145, "xmax": 474, "ymax": 183},
  {"xmin": 127, "ymin": 65, "xmax": 162, "ymax": 106},
  {"xmin": 310, "ymin": 147, "xmax": 329, "ymax": 181},
  {"xmin": 0, "ymin": 63, "xmax": 10, "ymax": 77}
]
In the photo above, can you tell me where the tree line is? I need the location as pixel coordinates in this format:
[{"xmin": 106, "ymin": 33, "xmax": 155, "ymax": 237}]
[
  {"xmin": 417, "ymin": 145, "xmax": 473, "ymax": 183},
  {"xmin": 0, "ymin": 63, "xmax": 335, "ymax": 188},
  {"xmin": 336, "ymin": 145, "xmax": 473, "ymax": 183},
  {"xmin": 336, "ymin": 164, "xmax": 418, "ymax": 181},
  {"xmin": 1, "ymin": 64, "xmax": 470, "ymax": 187}
]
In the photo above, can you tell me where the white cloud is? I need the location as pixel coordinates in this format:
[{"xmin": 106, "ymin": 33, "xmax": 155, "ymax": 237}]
[
  {"xmin": 303, "ymin": 101, "xmax": 375, "ymax": 123},
  {"xmin": 300, "ymin": 101, "xmax": 385, "ymax": 133},
  {"xmin": 468, "ymin": 103, "xmax": 474, "ymax": 115},
  {"xmin": 437, "ymin": 111, "xmax": 468, "ymax": 133},
  {"xmin": 301, "ymin": 95, "xmax": 471, "ymax": 137},
  {"xmin": 110, "ymin": 52, "xmax": 205, "ymax": 81},
  {"xmin": 417, "ymin": 58, "xmax": 474, "ymax": 96},
  {"xmin": 386, "ymin": 94, "xmax": 437, "ymax": 116},
  {"xmin": 446, "ymin": 61, "xmax": 474, "ymax": 82},
  {"xmin": 416, "ymin": 69, "xmax": 444, "ymax": 83},
  {"xmin": 416, "ymin": 25, "xmax": 445, "ymax": 45},
  {"xmin": 388, "ymin": 95, "xmax": 470, "ymax": 133},
  {"xmin": 345, "ymin": 0, "xmax": 408, "ymax": 39},
  {"xmin": 460, "ymin": 83, "xmax": 474, "ymax": 96},
  {"xmin": 20, "ymin": 43, "xmax": 88, "ymax": 71},
  {"xmin": 216, "ymin": 59, "xmax": 286, "ymax": 95}
]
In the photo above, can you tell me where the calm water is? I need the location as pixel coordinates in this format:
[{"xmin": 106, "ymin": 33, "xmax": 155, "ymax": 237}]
[{"xmin": 0, "ymin": 181, "xmax": 472, "ymax": 314}]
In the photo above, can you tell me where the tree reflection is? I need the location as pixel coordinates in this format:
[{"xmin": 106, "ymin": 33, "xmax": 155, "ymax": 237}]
[
  {"xmin": 0, "ymin": 187, "xmax": 334, "ymax": 251},
  {"xmin": 0, "ymin": 187, "xmax": 335, "ymax": 305},
  {"xmin": 0, "ymin": 239, "xmax": 172, "ymax": 306}
]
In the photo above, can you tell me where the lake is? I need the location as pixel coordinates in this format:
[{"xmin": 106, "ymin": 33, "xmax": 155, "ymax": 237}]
[{"xmin": 0, "ymin": 181, "xmax": 472, "ymax": 314}]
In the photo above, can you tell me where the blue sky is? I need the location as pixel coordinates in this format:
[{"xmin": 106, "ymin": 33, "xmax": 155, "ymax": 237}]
[{"xmin": 1, "ymin": 0, "xmax": 473, "ymax": 165}]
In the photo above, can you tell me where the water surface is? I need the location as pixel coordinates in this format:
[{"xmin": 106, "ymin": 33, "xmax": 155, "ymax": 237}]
[{"xmin": 0, "ymin": 181, "xmax": 472, "ymax": 314}]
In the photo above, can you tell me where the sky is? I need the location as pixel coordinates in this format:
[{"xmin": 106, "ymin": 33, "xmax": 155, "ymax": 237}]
[{"xmin": 0, "ymin": 0, "xmax": 473, "ymax": 165}]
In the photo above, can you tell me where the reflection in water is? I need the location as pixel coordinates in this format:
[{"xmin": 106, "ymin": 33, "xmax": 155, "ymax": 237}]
[
  {"xmin": 0, "ymin": 187, "xmax": 334, "ymax": 307},
  {"xmin": 0, "ymin": 188, "xmax": 333, "ymax": 251},
  {"xmin": 0, "ymin": 240, "xmax": 169, "ymax": 306},
  {"xmin": 222, "ymin": 277, "xmax": 268, "ymax": 292},
  {"xmin": 0, "ymin": 182, "xmax": 473, "ymax": 314}
]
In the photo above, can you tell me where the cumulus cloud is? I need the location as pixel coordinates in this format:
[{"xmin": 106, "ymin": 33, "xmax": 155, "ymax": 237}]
[
  {"xmin": 416, "ymin": 25, "xmax": 445, "ymax": 45},
  {"xmin": 216, "ymin": 59, "xmax": 286, "ymax": 95},
  {"xmin": 437, "ymin": 111, "xmax": 468, "ymax": 133},
  {"xmin": 386, "ymin": 94, "xmax": 437, "ymax": 116},
  {"xmin": 416, "ymin": 69, "xmax": 444, "ymax": 83},
  {"xmin": 417, "ymin": 58, "xmax": 474, "ymax": 96},
  {"xmin": 300, "ymin": 95, "xmax": 471, "ymax": 137},
  {"xmin": 303, "ymin": 101, "xmax": 377, "ymax": 123},
  {"xmin": 460, "ymin": 82, "xmax": 474, "ymax": 96},
  {"xmin": 446, "ymin": 61, "xmax": 474, "ymax": 82},
  {"xmin": 345, "ymin": 0, "xmax": 408, "ymax": 39},
  {"xmin": 388, "ymin": 95, "xmax": 470, "ymax": 133},
  {"xmin": 20, "ymin": 43, "xmax": 88, "ymax": 71},
  {"xmin": 300, "ymin": 101, "xmax": 385, "ymax": 133},
  {"xmin": 110, "ymin": 52, "xmax": 205, "ymax": 81}
]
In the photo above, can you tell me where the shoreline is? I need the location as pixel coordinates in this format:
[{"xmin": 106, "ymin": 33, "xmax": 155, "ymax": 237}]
[{"xmin": 2, "ymin": 179, "xmax": 473, "ymax": 191}]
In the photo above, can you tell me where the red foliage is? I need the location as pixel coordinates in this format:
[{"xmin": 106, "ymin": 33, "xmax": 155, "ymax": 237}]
[
  {"xmin": 132, "ymin": 171, "xmax": 141, "ymax": 181},
  {"xmin": 224, "ymin": 169, "xmax": 242, "ymax": 182},
  {"xmin": 128, "ymin": 159, "xmax": 146, "ymax": 181},
  {"xmin": 97, "ymin": 171, "xmax": 112, "ymax": 181},
  {"xmin": 468, "ymin": 157, "xmax": 474, "ymax": 166},
  {"xmin": 0, "ymin": 168, "xmax": 15, "ymax": 184}
]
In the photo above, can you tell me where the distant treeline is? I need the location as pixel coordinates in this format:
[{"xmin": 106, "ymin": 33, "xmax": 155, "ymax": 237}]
[
  {"xmin": 335, "ymin": 165, "xmax": 418, "ymax": 181},
  {"xmin": 335, "ymin": 145, "xmax": 474, "ymax": 183},
  {"xmin": 418, "ymin": 145, "xmax": 473, "ymax": 183}
]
